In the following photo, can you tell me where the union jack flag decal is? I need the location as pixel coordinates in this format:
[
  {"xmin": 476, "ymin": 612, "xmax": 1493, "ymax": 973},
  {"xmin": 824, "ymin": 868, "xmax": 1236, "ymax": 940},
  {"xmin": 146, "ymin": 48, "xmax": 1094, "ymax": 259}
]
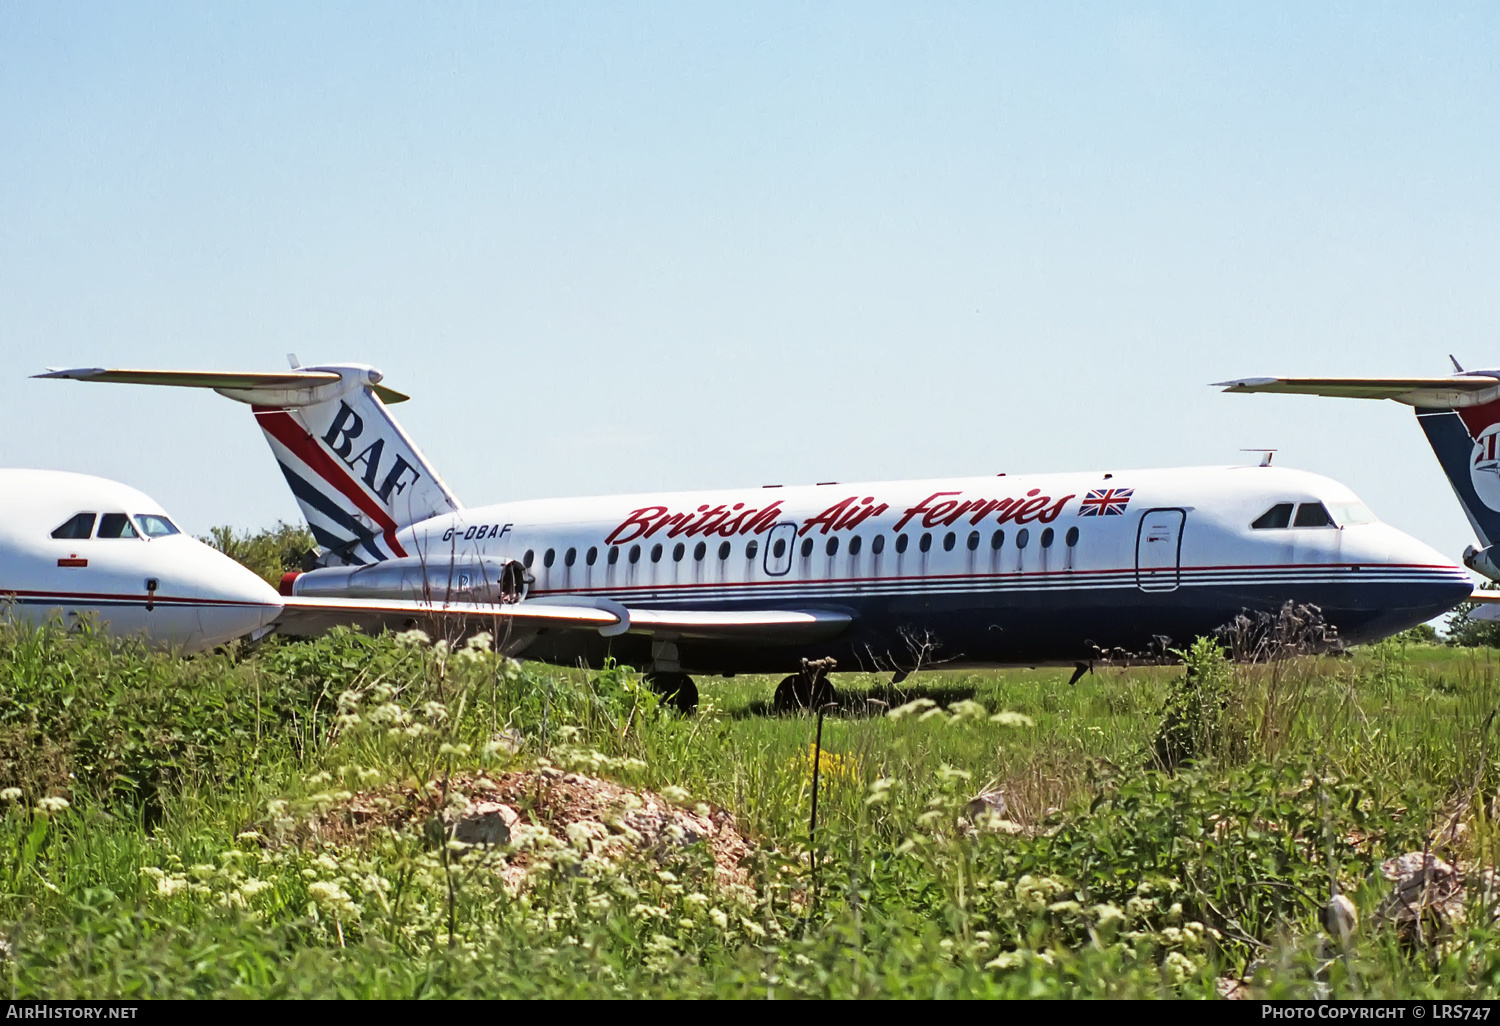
[{"xmin": 1078, "ymin": 487, "xmax": 1134, "ymax": 517}]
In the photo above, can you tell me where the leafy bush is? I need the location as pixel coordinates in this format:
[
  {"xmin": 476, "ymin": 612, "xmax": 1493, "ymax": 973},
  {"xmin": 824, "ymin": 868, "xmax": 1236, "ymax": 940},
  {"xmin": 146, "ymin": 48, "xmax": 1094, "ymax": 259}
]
[{"xmin": 201, "ymin": 522, "xmax": 316, "ymax": 585}]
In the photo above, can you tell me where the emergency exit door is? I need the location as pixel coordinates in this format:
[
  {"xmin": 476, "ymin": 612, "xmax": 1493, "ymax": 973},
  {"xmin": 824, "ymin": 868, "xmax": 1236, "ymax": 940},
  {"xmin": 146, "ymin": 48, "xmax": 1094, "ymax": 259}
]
[
  {"xmin": 1135, "ymin": 508, "xmax": 1186, "ymax": 593},
  {"xmin": 763, "ymin": 522, "xmax": 798, "ymax": 577}
]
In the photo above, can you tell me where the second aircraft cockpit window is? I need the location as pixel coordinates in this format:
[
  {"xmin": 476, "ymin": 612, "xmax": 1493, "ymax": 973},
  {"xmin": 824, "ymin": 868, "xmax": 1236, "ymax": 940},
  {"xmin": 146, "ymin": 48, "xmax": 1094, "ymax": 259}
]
[
  {"xmin": 135, "ymin": 515, "xmax": 180, "ymax": 538},
  {"xmin": 1252, "ymin": 502, "xmax": 1350, "ymax": 530},
  {"xmin": 97, "ymin": 513, "xmax": 140, "ymax": 539}
]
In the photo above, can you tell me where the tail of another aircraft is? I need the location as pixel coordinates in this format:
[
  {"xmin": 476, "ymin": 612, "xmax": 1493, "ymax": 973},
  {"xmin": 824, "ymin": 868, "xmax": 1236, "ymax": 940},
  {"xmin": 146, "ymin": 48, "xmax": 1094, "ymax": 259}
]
[
  {"xmin": 1413, "ymin": 401, "xmax": 1500, "ymax": 549},
  {"xmin": 1216, "ymin": 367, "xmax": 1500, "ymax": 578},
  {"xmin": 36, "ymin": 362, "xmax": 461, "ymax": 565}
]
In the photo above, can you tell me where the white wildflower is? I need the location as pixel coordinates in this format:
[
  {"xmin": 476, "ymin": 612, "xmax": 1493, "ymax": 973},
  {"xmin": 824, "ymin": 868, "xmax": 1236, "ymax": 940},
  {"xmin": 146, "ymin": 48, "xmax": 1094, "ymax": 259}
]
[
  {"xmin": 306, "ymin": 880, "xmax": 359, "ymax": 918},
  {"xmin": 1163, "ymin": 950, "xmax": 1196, "ymax": 987},
  {"xmin": 395, "ymin": 628, "xmax": 430, "ymax": 647},
  {"xmin": 0, "ymin": 788, "xmax": 21, "ymax": 802},
  {"xmin": 156, "ymin": 875, "xmax": 189, "ymax": 897},
  {"xmin": 36, "ymin": 796, "xmax": 69, "ymax": 814},
  {"xmin": 946, "ymin": 699, "xmax": 988, "ymax": 721},
  {"xmin": 989, "ymin": 711, "xmax": 1035, "ymax": 727},
  {"xmin": 887, "ymin": 698, "xmax": 937, "ymax": 720}
]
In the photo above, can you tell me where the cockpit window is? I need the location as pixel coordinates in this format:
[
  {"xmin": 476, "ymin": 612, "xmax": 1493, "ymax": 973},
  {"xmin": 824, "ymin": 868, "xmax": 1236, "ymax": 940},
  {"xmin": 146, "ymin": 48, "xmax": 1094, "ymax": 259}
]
[
  {"xmin": 135, "ymin": 514, "xmax": 180, "ymax": 538},
  {"xmin": 50, "ymin": 512, "xmax": 97, "ymax": 540},
  {"xmin": 1251, "ymin": 503, "xmax": 1293, "ymax": 529},
  {"xmin": 96, "ymin": 513, "xmax": 139, "ymax": 539},
  {"xmin": 1293, "ymin": 502, "xmax": 1335, "ymax": 528},
  {"xmin": 1327, "ymin": 501, "xmax": 1375, "ymax": 526}
]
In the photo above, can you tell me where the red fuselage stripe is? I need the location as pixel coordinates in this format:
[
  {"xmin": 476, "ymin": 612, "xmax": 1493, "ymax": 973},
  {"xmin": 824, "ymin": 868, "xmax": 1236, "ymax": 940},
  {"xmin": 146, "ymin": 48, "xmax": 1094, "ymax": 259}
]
[{"xmin": 1, "ymin": 588, "xmax": 276, "ymax": 608}]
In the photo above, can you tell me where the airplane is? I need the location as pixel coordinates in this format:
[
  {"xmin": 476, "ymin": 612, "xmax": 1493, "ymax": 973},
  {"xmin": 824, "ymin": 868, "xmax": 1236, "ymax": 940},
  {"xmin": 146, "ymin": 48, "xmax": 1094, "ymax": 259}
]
[
  {"xmin": 1215, "ymin": 362, "xmax": 1500, "ymax": 611},
  {"xmin": 0, "ymin": 467, "xmax": 628, "ymax": 652},
  {"xmin": 35, "ymin": 360, "xmax": 1473, "ymax": 710}
]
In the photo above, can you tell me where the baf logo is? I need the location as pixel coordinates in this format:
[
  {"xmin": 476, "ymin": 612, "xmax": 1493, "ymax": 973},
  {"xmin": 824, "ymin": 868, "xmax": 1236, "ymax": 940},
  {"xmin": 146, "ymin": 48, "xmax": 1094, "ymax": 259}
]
[{"xmin": 1471, "ymin": 423, "xmax": 1500, "ymax": 511}]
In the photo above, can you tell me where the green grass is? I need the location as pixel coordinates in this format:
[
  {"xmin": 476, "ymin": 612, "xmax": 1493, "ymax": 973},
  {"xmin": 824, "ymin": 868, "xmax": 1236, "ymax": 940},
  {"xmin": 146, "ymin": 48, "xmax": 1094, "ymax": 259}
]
[{"xmin": 4, "ymin": 621, "xmax": 1500, "ymax": 998}]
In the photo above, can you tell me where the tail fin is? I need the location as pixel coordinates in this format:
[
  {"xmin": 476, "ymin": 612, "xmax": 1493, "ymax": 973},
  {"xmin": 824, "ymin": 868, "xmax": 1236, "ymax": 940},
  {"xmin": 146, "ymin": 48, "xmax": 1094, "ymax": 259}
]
[
  {"xmin": 36, "ymin": 363, "xmax": 461, "ymax": 565},
  {"xmin": 1416, "ymin": 401, "xmax": 1500, "ymax": 547},
  {"xmin": 1215, "ymin": 369, "xmax": 1500, "ymax": 548}
]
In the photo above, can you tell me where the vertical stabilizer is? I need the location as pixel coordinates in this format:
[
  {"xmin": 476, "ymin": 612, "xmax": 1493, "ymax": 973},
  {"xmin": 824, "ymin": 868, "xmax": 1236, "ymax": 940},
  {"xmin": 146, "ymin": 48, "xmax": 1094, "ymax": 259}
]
[{"xmin": 1416, "ymin": 400, "xmax": 1500, "ymax": 548}]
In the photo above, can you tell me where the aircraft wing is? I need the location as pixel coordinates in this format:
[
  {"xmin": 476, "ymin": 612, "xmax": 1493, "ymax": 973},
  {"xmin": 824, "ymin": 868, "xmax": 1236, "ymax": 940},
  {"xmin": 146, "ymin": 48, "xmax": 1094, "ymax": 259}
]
[
  {"xmin": 1215, "ymin": 375, "xmax": 1500, "ymax": 408},
  {"xmin": 273, "ymin": 595, "xmax": 623, "ymax": 638},
  {"xmin": 624, "ymin": 607, "xmax": 851, "ymax": 643},
  {"xmin": 272, "ymin": 595, "xmax": 852, "ymax": 645}
]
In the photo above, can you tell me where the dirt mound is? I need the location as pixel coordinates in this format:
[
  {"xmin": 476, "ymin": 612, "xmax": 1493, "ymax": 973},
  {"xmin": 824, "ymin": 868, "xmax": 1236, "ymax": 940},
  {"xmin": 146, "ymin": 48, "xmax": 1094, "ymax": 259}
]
[{"xmin": 313, "ymin": 768, "xmax": 754, "ymax": 886}]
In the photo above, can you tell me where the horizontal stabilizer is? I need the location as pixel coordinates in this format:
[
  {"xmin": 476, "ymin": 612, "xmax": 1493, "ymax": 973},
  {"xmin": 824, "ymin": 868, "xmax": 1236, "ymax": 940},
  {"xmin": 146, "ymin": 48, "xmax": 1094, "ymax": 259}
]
[
  {"xmin": 36, "ymin": 367, "xmax": 342, "ymax": 388},
  {"xmin": 1215, "ymin": 375, "xmax": 1500, "ymax": 409},
  {"xmin": 36, "ymin": 365, "xmax": 410, "ymax": 404},
  {"xmin": 1469, "ymin": 591, "xmax": 1500, "ymax": 604}
]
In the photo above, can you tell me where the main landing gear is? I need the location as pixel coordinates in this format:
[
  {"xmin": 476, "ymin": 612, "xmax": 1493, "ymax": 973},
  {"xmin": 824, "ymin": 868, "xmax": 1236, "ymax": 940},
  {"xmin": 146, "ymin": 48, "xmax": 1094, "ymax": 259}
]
[
  {"xmin": 646, "ymin": 672, "xmax": 698, "ymax": 714},
  {"xmin": 772, "ymin": 658, "xmax": 839, "ymax": 714}
]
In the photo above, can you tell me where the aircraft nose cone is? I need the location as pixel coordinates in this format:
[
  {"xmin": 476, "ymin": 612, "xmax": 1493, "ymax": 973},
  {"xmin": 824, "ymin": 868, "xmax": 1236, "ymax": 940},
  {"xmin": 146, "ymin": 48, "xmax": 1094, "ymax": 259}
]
[
  {"xmin": 1340, "ymin": 528, "xmax": 1473, "ymax": 644},
  {"xmin": 174, "ymin": 542, "xmax": 283, "ymax": 650}
]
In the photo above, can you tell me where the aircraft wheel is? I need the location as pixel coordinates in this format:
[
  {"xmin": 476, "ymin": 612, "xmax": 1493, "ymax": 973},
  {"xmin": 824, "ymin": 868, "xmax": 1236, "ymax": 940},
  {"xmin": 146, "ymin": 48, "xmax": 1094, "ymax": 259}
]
[
  {"xmin": 772, "ymin": 672, "xmax": 836, "ymax": 713},
  {"xmin": 647, "ymin": 672, "xmax": 698, "ymax": 714}
]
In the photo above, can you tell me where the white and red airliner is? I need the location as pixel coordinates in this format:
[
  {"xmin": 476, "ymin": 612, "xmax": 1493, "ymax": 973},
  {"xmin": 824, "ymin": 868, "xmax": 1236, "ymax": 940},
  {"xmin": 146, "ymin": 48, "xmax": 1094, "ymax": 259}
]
[{"xmin": 26, "ymin": 361, "xmax": 1471, "ymax": 709}]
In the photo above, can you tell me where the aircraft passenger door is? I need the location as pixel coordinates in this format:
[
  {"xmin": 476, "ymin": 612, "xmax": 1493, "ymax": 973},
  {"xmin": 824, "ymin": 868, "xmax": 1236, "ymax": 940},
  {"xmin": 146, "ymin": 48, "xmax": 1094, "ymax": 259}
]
[
  {"xmin": 1135, "ymin": 508, "xmax": 1186, "ymax": 593},
  {"xmin": 763, "ymin": 522, "xmax": 798, "ymax": 577}
]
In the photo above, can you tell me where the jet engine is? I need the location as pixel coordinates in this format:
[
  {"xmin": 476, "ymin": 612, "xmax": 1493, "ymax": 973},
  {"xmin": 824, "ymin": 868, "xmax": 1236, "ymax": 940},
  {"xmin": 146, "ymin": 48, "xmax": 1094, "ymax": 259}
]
[
  {"xmin": 1463, "ymin": 544, "xmax": 1500, "ymax": 584},
  {"xmin": 280, "ymin": 557, "xmax": 528, "ymax": 604}
]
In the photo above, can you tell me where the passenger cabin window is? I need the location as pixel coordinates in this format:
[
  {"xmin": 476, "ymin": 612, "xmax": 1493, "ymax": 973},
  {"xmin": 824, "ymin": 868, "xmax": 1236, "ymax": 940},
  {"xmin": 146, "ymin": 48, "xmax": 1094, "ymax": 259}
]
[
  {"xmin": 543, "ymin": 548, "xmax": 555, "ymax": 568},
  {"xmin": 895, "ymin": 534, "xmax": 908, "ymax": 554},
  {"xmin": 849, "ymin": 535, "xmax": 862, "ymax": 556},
  {"xmin": 51, "ymin": 512, "xmax": 96, "ymax": 540},
  {"xmin": 1251, "ymin": 503, "xmax": 1294, "ymax": 530},
  {"xmin": 1040, "ymin": 528, "xmax": 1054, "ymax": 548},
  {"xmin": 718, "ymin": 541, "xmax": 731, "ymax": 560},
  {"xmin": 1065, "ymin": 526, "xmax": 1079, "ymax": 547},
  {"xmin": 919, "ymin": 532, "xmax": 932, "ymax": 553},
  {"xmin": 1016, "ymin": 528, "xmax": 1030, "ymax": 549},
  {"xmin": 96, "ymin": 513, "xmax": 138, "ymax": 539},
  {"xmin": 1294, "ymin": 502, "xmax": 1335, "ymax": 528},
  {"xmin": 746, "ymin": 540, "xmax": 759, "ymax": 559},
  {"xmin": 966, "ymin": 531, "xmax": 979, "ymax": 551},
  {"xmin": 651, "ymin": 544, "xmax": 663, "ymax": 563},
  {"xmin": 629, "ymin": 544, "xmax": 641, "ymax": 564},
  {"xmin": 586, "ymin": 546, "xmax": 598, "ymax": 566},
  {"xmin": 800, "ymin": 538, "xmax": 814, "ymax": 558},
  {"xmin": 563, "ymin": 548, "xmax": 576, "ymax": 567},
  {"xmin": 871, "ymin": 535, "xmax": 885, "ymax": 555},
  {"xmin": 826, "ymin": 537, "xmax": 838, "ymax": 556},
  {"xmin": 608, "ymin": 546, "xmax": 620, "ymax": 565},
  {"xmin": 672, "ymin": 542, "xmax": 685, "ymax": 562},
  {"xmin": 135, "ymin": 515, "xmax": 179, "ymax": 538},
  {"xmin": 942, "ymin": 532, "xmax": 955, "ymax": 552},
  {"xmin": 693, "ymin": 541, "xmax": 706, "ymax": 561},
  {"xmin": 523, "ymin": 549, "xmax": 535, "ymax": 567},
  {"xmin": 991, "ymin": 530, "xmax": 1005, "ymax": 550}
]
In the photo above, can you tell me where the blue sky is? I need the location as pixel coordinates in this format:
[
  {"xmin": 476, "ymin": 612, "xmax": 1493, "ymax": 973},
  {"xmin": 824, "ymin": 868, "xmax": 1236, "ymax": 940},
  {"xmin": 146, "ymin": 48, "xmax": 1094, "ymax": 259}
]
[{"xmin": 4, "ymin": 3, "xmax": 1500, "ymax": 566}]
